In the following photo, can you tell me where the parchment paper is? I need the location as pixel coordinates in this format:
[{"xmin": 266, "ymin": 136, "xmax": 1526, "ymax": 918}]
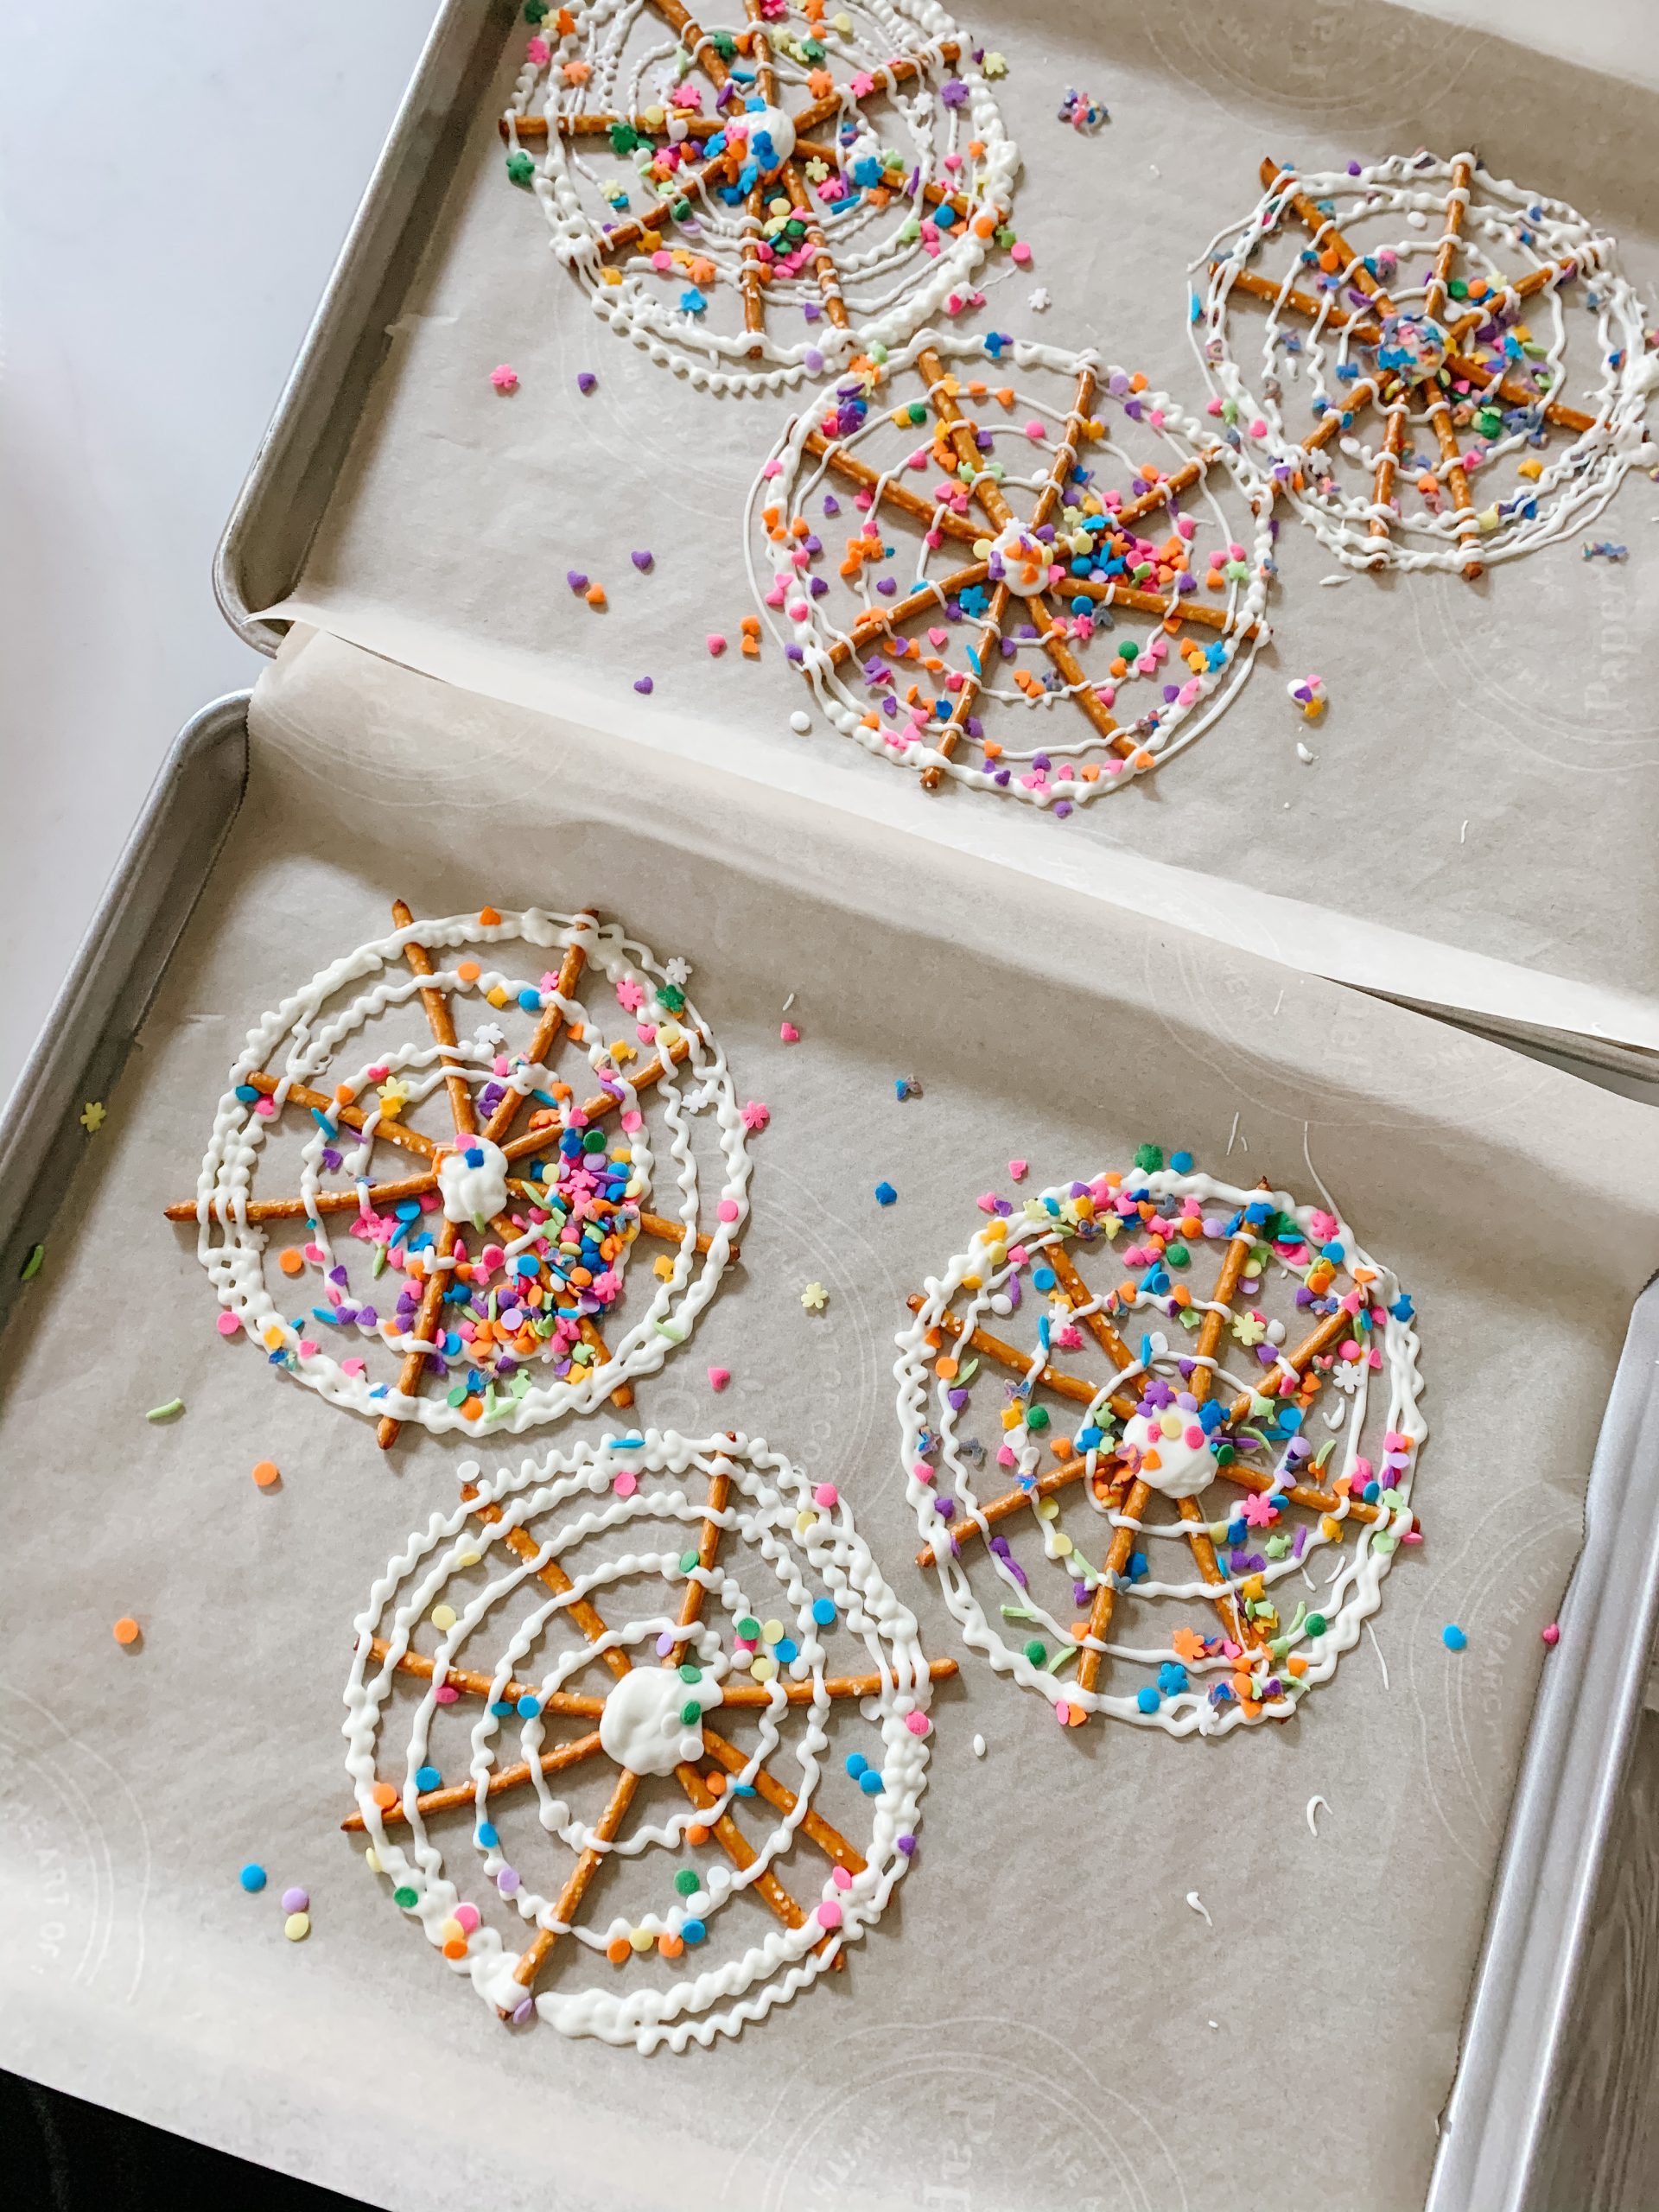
[
  {"xmin": 3, "ymin": 622, "xmax": 1658, "ymax": 2212},
  {"xmin": 262, "ymin": 0, "xmax": 1659, "ymax": 1043}
]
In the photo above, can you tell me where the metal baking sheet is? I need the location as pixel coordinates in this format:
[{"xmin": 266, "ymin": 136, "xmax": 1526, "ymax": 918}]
[{"xmin": 0, "ymin": 672, "xmax": 1655, "ymax": 2211}]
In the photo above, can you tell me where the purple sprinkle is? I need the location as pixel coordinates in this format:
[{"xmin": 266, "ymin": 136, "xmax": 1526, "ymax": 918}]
[
  {"xmin": 896, "ymin": 1834, "xmax": 917, "ymax": 1855},
  {"xmin": 633, "ymin": 676, "xmax": 654, "ymax": 694},
  {"xmin": 785, "ymin": 642, "xmax": 804, "ymax": 663},
  {"xmin": 281, "ymin": 1886, "xmax": 309, "ymax": 1913},
  {"xmin": 876, "ymin": 576, "xmax": 897, "ymax": 596},
  {"xmin": 631, "ymin": 550, "xmax": 653, "ymax": 572},
  {"xmin": 823, "ymin": 493, "xmax": 841, "ymax": 517},
  {"xmin": 566, "ymin": 569, "xmax": 588, "ymax": 591},
  {"xmin": 576, "ymin": 372, "xmax": 597, "ymax": 394},
  {"xmin": 499, "ymin": 1866, "xmax": 522, "ymax": 1896},
  {"xmin": 511, "ymin": 1997, "xmax": 534, "ymax": 2024},
  {"xmin": 934, "ymin": 1496, "xmax": 956, "ymax": 1522},
  {"xmin": 809, "ymin": 575, "xmax": 829, "ymax": 597},
  {"xmin": 947, "ymin": 1387, "xmax": 969, "ymax": 1412},
  {"xmin": 1293, "ymin": 1524, "xmax": 1309, "ymax": 1560}
]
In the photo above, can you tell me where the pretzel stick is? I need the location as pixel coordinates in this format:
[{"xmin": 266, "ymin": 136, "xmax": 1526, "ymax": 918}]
[
  {"xmin": 672, "ymin": 1758, "xmax": 840, "ymax": 1962},
  {"xmin": 1422, "ymin": 155, "xmax": 1472, "ymax": 323},
  {"xmin": 1175, "ymin": 1492, "xmax": 1262, "ymax": 1647},
  {"xmin": 701, "ymin": 1727, "xmax": 865, "ymax": 1872},
  {"xmin": 219, "ymin": 1071, "xmax": 441, "ymax": 1160},
  {"xmin": 781, "ymin": 160, "xmax": 849, "ymax": 327},
  {"xmin": 535, "ymin": 111, "xmax": 723, "ymax": 140},
  {"xmin": 653, "ymin": 0, "xmax": 731, "ymax": 81},
  {"xmin": 1442, "ymin": 354, "xmax": 1595, "ymax": 435},
  {"xmin": 802, "ymin": 434, "xmax": 983, "ymax": 544},
  {"xmin": 791, "ymin": 138, "xmax": 973, "ymax": 228},
  {"xmin": 915, "ymin": 1450, "xmax": 1097, "ymax": 1567},
  {"xmin": 1421, "ymin": 387, "xmax": 1484, "ymax": 577},
  {"xmin": 1219, "ymin": 264, "xmax": 1384, "ymax": 344},
  {"xmin": 737, "ymin": 7, "xmax": 776, "ymax": 346},
  {"xmin": 1260, "ymin": 158, "xmax": 1399, "ymax": 315},
  {"xmin": 784, "ymin": 47, "xmax": 958, "ymax": 143},
  {"xmin": 1039, "ymin": 1245, "xmax": 1142, "ymax": 1408},
  {"xmin": 367, "ymin": 1639, "xmax": 602, "ymax": 1716},
  {"xmin": 828, "ymin": 562, "xmax": 989, "ymax": 665},
  {"xmin": 1063, "ymin": 574, "xmax": 1251, "ymax": 636},
  {"xmin": 166, "ymin": 1173, "xmax": 434, "ymax": 1224},
  {"xmin": 907, "ymin": 1297, "xmax": 1099, "ymax": 1402},
  {"xmin": 483, "ymin": 924, "xmax": 593, "ymax": 1147},
  {"xmin": 512, "ymin": 1768, "xmax": 642, "ymax": 1993},
  {"xmin": 918, "ymin": 346, "xmax": 1018, "ymax": 531},
  {"xmin": 1214, "ymin": 1459, "xmax": 1402, "ymax": 1529},
  {"xmin": 393, "ymin": 902, "xmax": 477, "ymax": 1139},
  {"xmin": 1370, "ymin": 402, "xmax": 1409, "ymax": 549},
  {"xmin": 344, "ymin": 1731, "xmax": 607, "ymax": 1832},
  {"xmin": 1113, "ymin": 450, "xmax": 1219, "ymax": 531},
  {"xmin": 1073, "ymin": 1478, "xmax": 1152, "ymax": 1694},
  {"xmin": 577, "ymin": 1034, "xmax": 692, "ymax": 1122}
]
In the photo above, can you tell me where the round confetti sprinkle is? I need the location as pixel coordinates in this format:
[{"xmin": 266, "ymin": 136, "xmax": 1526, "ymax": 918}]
[
  {"xmin": 283, "ymin": 1911, "xmax": 311, "ymax": 1942},
  {"xmin": 112, "ymin": 1616, "xmax": 141, "ymax": 1646},
  {"xmin": 251, "ymin": 1459, "xmax": 281, "ymax": 1489},
  {"xmin": 1442, "ymin": 1624, "xmax": 1468, "ymax": 1652},
  {"xmin": 788, "ymin": 710, "xmax": 811, "ymax": 734},
  {"xmin": 238, "ymin": 1864, "xmax": 267, "ymax": 1893},
  {"xmin": 281, "ymin": 1886, "xmax": 309, "ymax": 1913}
]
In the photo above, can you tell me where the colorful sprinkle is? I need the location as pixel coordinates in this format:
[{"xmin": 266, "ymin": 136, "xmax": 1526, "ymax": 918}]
[
  {"xmin": 490, "ymin": 364, "xmax": 519, "ymax": 393},
  {"xmin": 145, "ymin": 1398, "xmax": 185, "ymax": 1422},
  {"xmin": 874, "ymin": 1181, "xmax": 898, "ymax": 1206},
  {"xmin": 111, "ymin": 1616, "xmax": 141, "ymax": 1646},
  {"xmin": 238, "ymin": 1864, "xmax": 267, "ymax": 1893},
  {"xmin": 1442, "ymin": 1624, "xmax": 1467, "ymax": 1652}
]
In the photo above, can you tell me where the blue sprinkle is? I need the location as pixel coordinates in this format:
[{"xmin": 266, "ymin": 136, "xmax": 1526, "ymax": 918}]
[
  {"xmin": 1170, "ymin": 1149, "xmax": 1194, "ymax": 1173},
  {"xmin": 811, "ymin": 1597, "xmax": 837, "ymax": 1626},
  {"xmin": 733, "ymin": 1781, "xmax": 758, "ymax": 1797},
  {"xmin": 1442, "ymin": 1624, "xmax": 1468, "ymax": 1652},
  {"xmin": 1033, "ymin": 1266, "xmax": 1057, "ymax": 1291},
  {"xmin": 491, "ymin": 1700, "xmax": 516, "ymax": 1717},
  {"xmin": 518, "ymin": 988, "xmax": 542, "ymax": 1012},
  {"xmin": 238, "ymin": 1863, "xmax": 267, "ymax": 1893},
  {"xmin": 844, "ymin": 1752, "xmax": 868, "ymax": 1779},
  {"xmin": 1320, "ymin": 1239, "xmax": 1344, "ymax": 1261},
  {"xmin": 875, "ymin": 1181, "xmax": 898, "ymax": 1206},
  {"xmin": 858, "ymin": 1768, "xmax": 884, "ymax": 1796},
  {"xmin": 517, "ymin": 1695, "xmax": 542, "ymax": 1718},
  {"xmin": 465, "ymin": 1146, "xmax": 485, "ymax": 1168},
  {"xmin": 415, "ymin": 1764, "xmax": 442, "ymax": 1792},
  {"xmin": 1391, "ymin": 1294, "xmax": 1415, "ymax": 1322},
  {"xmin": 476, "ymin": 1822, "xmax": 499, "ymax": 1849},
  {"xmin": 1135, "ymin": 1686, "xmax": 1160, "ymax": 1713},
  {"xmin": 234, "ymin": 1084, "xmax": 261, "ymax": 1104},
  {"xmin": 681, "ymin": 1917, "xmax": 707, "ymax": 1944}
]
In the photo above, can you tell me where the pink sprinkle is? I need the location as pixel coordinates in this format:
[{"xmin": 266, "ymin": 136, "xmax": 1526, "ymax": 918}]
[
  {"xmin": 706, "ymin": 633, "xmax": 727, "ymax": 656},
  {"xmin": 435, "ymin": 1682, "xmax": 459, "ymax": 1704},
  {"xmin": 1010, "ymin": 240, "xmax": 1032, "ymax": 264},
  {"xmin": 975, "ymin": 1192, "xmax": 999, "ymax": 1213},
  {"xmin": 904, "ymin": 1710, "xmax": 930, "ymax": 1736},
  {"xmin": 1541, "ymin": 1621, "xmax": 1560, "ymax": 1645},
  {"xmin": 816, "ymin": 1899, "xmax": 843, "ymax": 1929},
  {"xmin": 620, "ymin": 1109, "xmax": 644, "ymax": 1132},
  {"xmin": 454, "ymin": 1903, "xmax": 480, "ymax": 1934},
  {"xmin": 525, "ymin": 35, "xmax": 550, "ymax": 62},
  {"xmin": 779, "ymin": 1021, "xmax": 800, "ymax": 1043},
  {"xmin": 297, "ymin": 1340, "xmax": 319, "ymax": 1360},
  {"xmin": 341, "ymin": 1357, "xmax": 367, "ymax": 1378},
  {"xmin": 741, "ymin": 1101, "xmax": 770, "ymax": 1131},
  {"xmin": 708, "ymin": 1366, "xmax": 731, "ymax": 1391},
  {"xmin": 831, "ymin": 1864, "xmax": 854, "ymax": 1891},
  {"xmin": 717, "ymin": 1198, "xmax": 741, "ymax": 1222},
  {"xmin": 761, "ymin": 457, "xmax": 783, "ymax": 478},
  {"xmin": 253, "ymin": 1096, "xmax": 276, "ymax": 1117},
  {"xmin": 613, "ymin": 1469, "xmax": 638, "ymax": 1497},
  {"xmin": 216, "ymin": 1311, "xmax": 241, "ymax": 1338},
  {"xmin": 912, "ymin": 1460, "xmax": 935, "ymax": 1484},
  {"xmin": 1054, "ymin": 1700, "xmax": 1071, "ymax": 1725},
  {"xmin": 813, "ymin": 1483, "xmax": 838, "ymax": 1508},
  {"xmin": 997, "ymin": 1444, "xmax": 1016, "ymax": 1468},
  {"xmin": 1007, "ymin": 1159, "xmax": 1028, "ymax": 1181},
  {"xmin": 491, "ymin": 364, "xmax": 520, "ymax": 394}
]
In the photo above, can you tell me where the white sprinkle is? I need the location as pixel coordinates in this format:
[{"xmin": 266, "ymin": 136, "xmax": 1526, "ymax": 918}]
[
  {"xmin": 1296, "ymin": 741, "xmax": 1316, "ymax": 763},
  {"xmin": 781, "ymin": 992, "xmax": 796, "ymax": 1014},
  {"xmin": 1367, "ymin": 1621, "xmax": 1391, "ymax": 1690},
  {"xmin": 1149, "ymin": 163, "xmax": 1161, "ymax": 177},
  {"xmin": 788, "ymin": 709, "xmax": 811, "ymax": 734},
  {"xmin": 1185, "ymin": 1891, "xmax": 1213, "ymax": 1928},
  {"xmin": 972, "ymin": 1732, "xmax": 986, "ymax": 1758},
  {"xmin": 1226, "ymin": 1111, "xmax": 1241, "ymax": 1156},
  {"xmin": 1207, "ymin": 2019, "xmax": 1219, "ymax": 2031},
  {"xmin": 1459, "ymin": 818, "xmax": 1468, "ymax": 843},
  {"xmin": 1306, "ymin": 1793, "xmax": 1332, "ymax": 1839},
  {"xmin": 1319, "ymin": 571, "xmax": 1350, "ymax": 588},
  {"xmin": 1272, "ymin": 988, "xmax": 1285, "ymax": 1016},
  {"xmin": 1027, "ymin": 285, "xmax": 1051, "ymax": 313}
]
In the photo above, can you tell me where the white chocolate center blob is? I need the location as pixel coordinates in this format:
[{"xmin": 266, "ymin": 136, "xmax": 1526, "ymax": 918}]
[
  {"xmin": 983, "ymin": 520, "xmax": 1052, "ymax": 596},
  {"xmin": 437, "ymin": 1138, "xmax": 511, "ymax": 1224},
  {"xmin": 598, "ymin": 1664, "xmax": 724, "ymax": 1777},
  {"xmin": 1120, "ymin": 1408, "xmax": 1214, "ymax": 1500},
  {"xmin": 735, "ymin": 103, "xmax": 795, "ymax": 171}
]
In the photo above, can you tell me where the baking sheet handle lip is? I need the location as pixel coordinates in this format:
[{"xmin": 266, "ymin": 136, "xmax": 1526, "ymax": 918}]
[
  {"xmin": 212, "ymin": 0, "xmax": 516, "ymax": 658},
  {"xmin": 0, "ymin": 690, "xmax": 251, "ymax": 1286},
  {"xmin": 1426, "ymin": 1274, "xmax": 1659, "ymax": 2212}
]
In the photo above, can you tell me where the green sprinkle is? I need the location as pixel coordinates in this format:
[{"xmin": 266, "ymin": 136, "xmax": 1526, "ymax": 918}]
[
  {"xmin": 906, "ymin": 400, "xmax": 928, "ymax": 424},
  {"xmin": 1045, "ymin": 1643, "xmax": 1079, "ymax": 1677},
  {"xmin": 674, "ymin": 1869, "xmax": 700, "ymax": 1896},
  {"xmin": 680, "ymin": 1699, "xmax": 703, "ymax": 1725},
  {"xmin": 1025, "ymin": 1404, "xmax": 1049, "ymax": 1431},
  {"xmin": 655, "ymin": 1321, "xmax": 686, "ymax": 1343},
  {"xmin": 998, "ymin": 1602, "xmax": 1037, "ymax": 1622},
  {"xmin": 446, "ymin": 1383, "xmax": 469, "ymax": 1408},
  {"xmin": 19, "ymin": 1243, "xmax": 43, "ymax": 1281},
  {"xmin": 145, "ymin": 1397, "xmax": 185, "ymax": 1423},
  {"xmin": 678, "ymin": 1662, "xmax": 702, "ymax": 1683},
  {"xmin": 1165, "ymin": 1242, "xmax": 1190, "ymax": 1268},
  {"xmin": 505, "ymin": 149, "xmax": 535, "ymax": 186},
  {"xmin": 678, "ymin": 1550, "xmax": 699, "ymax": 1574},
  {"xmin": 736, "ymin": 1616, "xmax": 761, "ymax": 1639},
  {"xmin": 1022, "ymin": 1637, "xmax": 1047, "ymax": 1664},
  {"xmin": 1305, "ymin": 1611, "xmax": 1327, "ymax": 1637},
  {"xmin": 393, "ymin": 1885, "xmax": 419, "ymax": 1909}
]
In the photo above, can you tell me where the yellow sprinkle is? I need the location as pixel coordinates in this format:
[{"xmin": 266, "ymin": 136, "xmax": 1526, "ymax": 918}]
[
  {"xmin": 486, "ymin": 986, "xmax": 511, "ymax": 1008},
  {"xmin": 364, "ymin": 1847, "xmax": 381, "ymax": 1874},
  {"xmin": 654, "ymin": 1255, "xmax": 677, "ymax": 1281},
  {"xmin": 283, "ymin": 1911, "xmax": 310, "ymax": 1942},
  {"xmin": 601, "ymin": 269, "xmax": 623, "ymax": 287},
  {"xmin": 749, "ymin": 1656, "xmax": 779, "ymax": 1682},
  {"xmin": 629, "ymin": 1927, "xmax": 654, "ymax": 1954},
  {"xmin": 456, "ymin": 1548, "xmax": 481, "ymax": 1568},
  {"xmin": 1052, "ymin": 1532, "xmax": 1074, "ymax": 1557},
  {"xmin": 262, "ymin": 1325, "xmax": 285, "ymax": 1350},
  {"xmin": 1320, "ymin": 1514, "xmax": 1344, "ymax": 1541},
  {"xmin": 1035, "ymin": 1498, "xmax": 1059, "ymax": 1521},
  {"xmin": 761, "ymin": 1618, "xmax": 785, "ymax": 1643},
  {"xmin": 1001, "ymin": 1407, "xmax": 1022, "ymax": 1430},
  {"xmin": 431, "ymin": 1604, "xmax": 458, "ymax": 1631}
]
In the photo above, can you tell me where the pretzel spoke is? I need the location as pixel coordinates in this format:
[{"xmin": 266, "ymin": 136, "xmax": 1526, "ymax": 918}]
[
  {"xmin": 915, "ymin": 1451, "xmax": 1096, "ymax": 1566},
  {"xmin": 483, "ymin": 925, "xmax": 592, "ymax": 1148},
  {"xmin": 1440, "ymin": 353, "xmax": 1596, "ymax": 436},
  {"xmin": 1217, "ymin": 264, "xmax": 1383, "ymax": 346},
  {"xmin": 1368, "ymin": 402, "xmax": 1408, "ymax": 549},
  {"xmin": 800, "ymin": 431, "xmax": 983, "ymax": 546},
  {"xmin": 1028, "ymin": 590, "xmax": 1132, "ymax": 756},
  {"xmin": 1422, "ymin": 155, "xmax": 1472, "ymax": 323},
  {"xmin": 673, "ymin": 1759, "xmax": 837, "ymax": 1961},
  {"xmin": 917, "ymin": 346, "xmax": 1018, "ymax": 531},
  {"xmin": 1176, "ymin": 1493, "xmax": 1261, "ymax": 1648},
  {"xmin": 1075, "ymin": 1477, "xmax": 1151, "ymax": 1695},
  {"xmin": 393, "ymin": 899, "xmax": 477, "ymax": 1141},
  {"xmin": 513, "ymin": 1768, "xmax": 642, "ymax": 1995},
  {"xmin": 781, "ymin": 161, "xmax": 849, "ymax": 329},
  {"xmin": 701, "ymin": 1727, "xmax": 866, "ymax": 1873},
  {"xmin": 1260, "ymin": 156, "xmax": 1399, "ymax": 315},
  {"xmin": 1421, "ymin": 389, "xmax": 1484, "ymax": 578},
  {"xmin": 827, "ymin": 561, "xmax": 989, "ymax": 668},
  {"xmin": 907, "ymin": 1296, "xmax": 1101, "ymax": 1403},
  {"xmin": 344, "ymin": 1729, "xmax": 608, "ymax": 1834}
]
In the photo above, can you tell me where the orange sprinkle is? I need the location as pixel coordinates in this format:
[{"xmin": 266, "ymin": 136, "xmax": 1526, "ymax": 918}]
[
  {"xmin": 478, "ymin": 906, "xmax": 502, "ymax": 926},
  {"xmin": 371, "ymin": 1781, "xmax": 398, "ymax": 1809},
  {"xmin": 278, "ymin": 1248, "xmax": 306, "ymax": 1277},
  {"xmin": 111, "ymin": 1616, "xmax": 141, "ymax": 1647},
  {"xmin": 251, "ymin": 1459, "xmax": 281, "ymax": 1489},
  {"xmin": 704, "ymin": 1771, "xmax": 728, "ymax": 1797},
  {"xmin": 606, "ymin": 1936, "xmax": 631, "ymax": 1965},
  {"xmin": 457, "ymin": 960, "xmax": 481, "ymax": 983},
  {"xmin": 442, "ymin": 1938, "xmax": 468, "ymax": 1961},
  {"xmin": 687, "ymin": 1823, "xmax": 710, "ymax": 1847}
]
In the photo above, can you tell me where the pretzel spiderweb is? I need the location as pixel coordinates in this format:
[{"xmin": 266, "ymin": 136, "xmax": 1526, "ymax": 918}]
[
  {"xmin": 500, "ymin": 0, "xmax": 1017, "ymax": 390},
  {"xmin": 168, "ymin": 904, "xmax": 748, "ymax": 1446},
  {"xmin": 1192, "ymin": 150, "xmax": 1659, "ymax": 576},
  {"xmin": 748, "ymin": 329, "xmax": 1274, "ymax": 804},
  {"xmin": 342, "ymin": 1431, "xmax": 951, "ymax": 2049},
  {"xmin": 893, "ymin": 1154, "xmax": 1425, "ymax": 1735}
]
